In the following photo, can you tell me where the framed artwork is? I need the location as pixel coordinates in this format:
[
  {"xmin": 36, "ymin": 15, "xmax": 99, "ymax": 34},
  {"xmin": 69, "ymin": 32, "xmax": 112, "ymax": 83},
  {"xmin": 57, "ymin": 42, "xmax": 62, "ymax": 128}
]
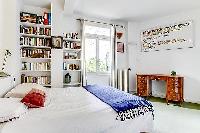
[
  {"xmin": 51, "ymin": 36, "xmax": 63, "ymax": 49},
  {"xmin": 20, "ymin": 12, "xmax": 37, "ymax": 23},
  {"xmin": 141, "ymin": 20, "xmax": 194, "ymax": 52},
  {"xmin": 117, "ymin": 42, "xmax": 124, "ymax": 53}
]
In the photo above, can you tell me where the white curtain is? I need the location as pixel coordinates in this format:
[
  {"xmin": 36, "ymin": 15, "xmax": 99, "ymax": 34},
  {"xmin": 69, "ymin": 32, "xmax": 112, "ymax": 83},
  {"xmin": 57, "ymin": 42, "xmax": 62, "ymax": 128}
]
[
  {"xmin": 80, "ymin": 19, "xmax": 87, "ymax": 86},
  {"xmin": 110, "ymin": 26, "xmax": 117, "ymax": 88}
]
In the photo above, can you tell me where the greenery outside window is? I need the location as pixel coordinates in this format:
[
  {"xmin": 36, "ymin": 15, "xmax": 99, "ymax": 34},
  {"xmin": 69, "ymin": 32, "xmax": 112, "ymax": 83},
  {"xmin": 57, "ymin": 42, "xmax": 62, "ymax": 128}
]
[{"xmin": 85, "ymin": 24, "xmax": 111, "ymax": 74}]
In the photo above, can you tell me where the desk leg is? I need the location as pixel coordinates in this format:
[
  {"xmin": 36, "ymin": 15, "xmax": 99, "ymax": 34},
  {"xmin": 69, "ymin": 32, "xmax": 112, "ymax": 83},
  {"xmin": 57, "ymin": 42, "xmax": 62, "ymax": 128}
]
[
  {"xmin": 179, "ymin": 99, "xmax": 184, "ymax": 107},
  {"xmin": 166, "ymin": 99, "xmax": 169, "ymax": 105}
]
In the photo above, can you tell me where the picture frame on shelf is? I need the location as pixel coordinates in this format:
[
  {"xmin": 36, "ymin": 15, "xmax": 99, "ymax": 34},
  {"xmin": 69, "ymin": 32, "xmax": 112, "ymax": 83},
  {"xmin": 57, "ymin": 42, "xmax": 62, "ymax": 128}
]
[
  {"xmin": 51, "ymin": 36, "xmax": 63, "ymax": 49},
  {"xmin": 117, "ymin": 42, "xmax": 124, "ymax": 53},
  {"xmin": 20, "ymin": 12, "xmax": 37, "ymax": 23}
]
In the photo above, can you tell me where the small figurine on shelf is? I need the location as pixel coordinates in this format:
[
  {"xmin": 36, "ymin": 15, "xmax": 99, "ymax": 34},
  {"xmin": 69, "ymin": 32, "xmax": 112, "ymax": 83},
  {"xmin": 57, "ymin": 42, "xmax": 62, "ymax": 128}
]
[{"xmin": 64, "ymin": 73, "xmax": 71, "ymax": 84}]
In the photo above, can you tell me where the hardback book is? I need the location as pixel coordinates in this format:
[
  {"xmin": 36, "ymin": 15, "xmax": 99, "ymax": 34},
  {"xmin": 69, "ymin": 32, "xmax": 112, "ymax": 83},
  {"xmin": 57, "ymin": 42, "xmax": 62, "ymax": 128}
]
[{"xmin": 43, "ymin": 12, "xmax": 48, "ymax": 25}]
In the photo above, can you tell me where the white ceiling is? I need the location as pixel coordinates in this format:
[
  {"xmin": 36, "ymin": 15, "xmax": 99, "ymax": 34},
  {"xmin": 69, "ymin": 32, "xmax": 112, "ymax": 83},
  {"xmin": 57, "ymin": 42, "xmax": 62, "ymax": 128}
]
[{"xmin": 23, "ymin": 0, "xmax": 200, "ymax": 21}]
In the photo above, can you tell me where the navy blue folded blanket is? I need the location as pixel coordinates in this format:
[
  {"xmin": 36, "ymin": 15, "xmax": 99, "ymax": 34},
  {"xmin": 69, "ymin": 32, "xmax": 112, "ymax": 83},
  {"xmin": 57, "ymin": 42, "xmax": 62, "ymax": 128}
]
[{"xmin": 84, "ymin": 85, "xmax": 154, "ymax": 121}]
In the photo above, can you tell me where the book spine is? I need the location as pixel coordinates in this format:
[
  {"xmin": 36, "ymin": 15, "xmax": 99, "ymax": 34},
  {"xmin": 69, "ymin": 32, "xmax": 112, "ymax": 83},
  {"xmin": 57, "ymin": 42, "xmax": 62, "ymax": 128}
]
[{"xmin": 48, "ymin": 13, "xmax": 51, "ymax": 25}]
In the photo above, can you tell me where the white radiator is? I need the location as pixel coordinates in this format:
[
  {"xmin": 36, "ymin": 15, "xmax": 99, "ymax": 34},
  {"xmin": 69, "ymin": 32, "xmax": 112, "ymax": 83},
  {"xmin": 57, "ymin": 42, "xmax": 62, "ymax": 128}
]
[{"xmin": 117, "ymin": 68, "xmax": 131, "ymax": 93}]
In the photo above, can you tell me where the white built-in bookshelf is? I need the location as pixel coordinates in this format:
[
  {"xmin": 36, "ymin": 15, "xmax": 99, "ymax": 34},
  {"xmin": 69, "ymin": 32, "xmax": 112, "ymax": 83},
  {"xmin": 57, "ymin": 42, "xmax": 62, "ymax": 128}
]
[
  {"xmin": 20, "ymin": 6, "xmax": 52, "ymax": 87},
  {"xmin": 19, "ymin": 4, "xmax": 83, "ymax": 88},
  {"xmin": 62, "ymin": 37, "xmax": 82, "ymax": 87}
]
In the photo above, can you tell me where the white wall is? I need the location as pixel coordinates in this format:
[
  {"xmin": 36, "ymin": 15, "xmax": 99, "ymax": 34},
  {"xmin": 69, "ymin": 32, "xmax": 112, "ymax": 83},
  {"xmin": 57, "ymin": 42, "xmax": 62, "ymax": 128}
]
[
  {"xmin": 0, "ymin": 0, "xmax": 3, "ymax": 66},
  {"xmin": 87, "ymin": 74, "xmax": 110, "ymax": 86},
  {"xmin": 0, "ymin": 0, "xmax": 21, "ymax": 84},
  {"xmin": 128, "ymin": 9, "xmax": 200, "ymax": 103},
  {"xmin": 127, "ymin": 22, "xmax": 140, "ymax": 93},
  {"xmin": 51, "ymin": 49, "xmax": 63, "ymax": 88},
  {"xmin": 51, "ymin": 0, "xmax": 81, "ymax": 36},
  {"xmin": 51, "ymin": 0, "xmax": 129, "ymax": 86}
]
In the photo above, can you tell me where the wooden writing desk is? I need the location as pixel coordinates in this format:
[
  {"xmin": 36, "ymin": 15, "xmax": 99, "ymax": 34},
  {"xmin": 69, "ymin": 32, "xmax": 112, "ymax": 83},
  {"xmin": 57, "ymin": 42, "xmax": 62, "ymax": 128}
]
[{"xmin": 136, "ymin": 74, "xmax": 184, "ymax": 104}]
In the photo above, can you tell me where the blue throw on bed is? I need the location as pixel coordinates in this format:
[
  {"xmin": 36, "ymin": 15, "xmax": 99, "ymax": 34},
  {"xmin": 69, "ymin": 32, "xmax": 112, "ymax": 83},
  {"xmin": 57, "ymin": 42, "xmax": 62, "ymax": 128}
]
[{"xmin": 84, "ymin": 85, "xmax": 154, "ymax": 121}]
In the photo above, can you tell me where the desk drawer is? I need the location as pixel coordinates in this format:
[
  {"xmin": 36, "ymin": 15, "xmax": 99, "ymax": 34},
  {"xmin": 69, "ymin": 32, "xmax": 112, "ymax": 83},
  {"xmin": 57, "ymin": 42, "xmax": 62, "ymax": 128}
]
[
  {"xmin": 149, "ymin": 76, "xmax": 166, "ymax": 80},
  {"xmin": 167, "ymin": 94, "xmax": 181, "ymax": 101}
]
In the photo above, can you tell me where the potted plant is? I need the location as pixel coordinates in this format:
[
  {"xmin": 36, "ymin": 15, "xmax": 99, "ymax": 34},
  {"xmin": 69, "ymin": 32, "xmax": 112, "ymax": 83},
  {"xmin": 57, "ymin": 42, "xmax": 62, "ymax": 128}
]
[{"xmin": 171, "ymin": 71, "xmax": 176, "ymax": 76}]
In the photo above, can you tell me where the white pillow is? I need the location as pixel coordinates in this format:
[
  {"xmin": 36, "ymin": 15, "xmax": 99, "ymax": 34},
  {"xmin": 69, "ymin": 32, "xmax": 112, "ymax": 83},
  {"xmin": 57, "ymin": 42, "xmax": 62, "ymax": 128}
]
[
  {"xmin": 0, "ymin": 98, "xmax": 27, "ymax": 123},
  {"xmin": 4, "ymin": 83, "xmax": 47, "ymax": 98}
]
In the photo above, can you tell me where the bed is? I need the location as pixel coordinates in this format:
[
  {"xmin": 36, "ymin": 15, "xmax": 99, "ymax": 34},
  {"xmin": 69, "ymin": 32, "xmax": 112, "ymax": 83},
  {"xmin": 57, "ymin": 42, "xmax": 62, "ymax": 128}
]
[{"xmin": 0, "ymin": 86, "xmax": 154, "ymax": 133}]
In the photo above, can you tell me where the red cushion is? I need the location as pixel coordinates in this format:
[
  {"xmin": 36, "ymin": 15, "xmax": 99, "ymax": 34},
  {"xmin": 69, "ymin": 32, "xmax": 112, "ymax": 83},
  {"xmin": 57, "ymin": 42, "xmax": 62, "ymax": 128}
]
[{"xmin": 21, "ymin": 89, "xmax": 46, "ymax": 108}]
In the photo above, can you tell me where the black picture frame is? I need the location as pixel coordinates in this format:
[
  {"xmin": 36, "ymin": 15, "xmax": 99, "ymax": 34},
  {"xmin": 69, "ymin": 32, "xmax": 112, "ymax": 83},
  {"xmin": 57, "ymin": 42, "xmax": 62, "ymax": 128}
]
[{"xmin": 51, "ymin": 36, "xmax": 63, "ymax": 49}]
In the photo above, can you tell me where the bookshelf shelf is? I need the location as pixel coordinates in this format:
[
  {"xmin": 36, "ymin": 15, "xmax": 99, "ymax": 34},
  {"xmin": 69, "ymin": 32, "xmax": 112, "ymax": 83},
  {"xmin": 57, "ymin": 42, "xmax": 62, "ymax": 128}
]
[
  {"xmin": 20, "ymin": 33, "xmax": 51, "ymax": 38},
  {"xmin": 63, "ymin": 48, "xmax": 82, "ymax": 53},
  {"xmin": 21, "ymin": 70, "xmax": 51, "ymax": 72},
  {"xmin": 63, "ymin": 82, "xmax": 81, "ymax": 86},
  {"xmin": 20, "ymin": 22, "xmax": 51, "ymax": 28},
  {"xmin": 63, "ymin": 38, "xmax": 81, "ymax": 42},
  {"xmin": 63, "ymin": 59, "xmax": 81, "ymax": 62},
  {"xmin": 21, "ymin": 57, "xmax": 51, "ymax": 60},
  {"xmin": 21, "ymin": 45, "xmax": 51, "ymax": 49},
  {"xmin": 63, "ymin": 70, "xmax": 81, "ymax": 72}
]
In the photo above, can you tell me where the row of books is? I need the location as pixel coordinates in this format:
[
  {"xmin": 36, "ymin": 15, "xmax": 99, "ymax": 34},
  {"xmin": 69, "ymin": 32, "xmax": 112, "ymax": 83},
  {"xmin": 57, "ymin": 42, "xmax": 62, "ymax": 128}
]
[
  {"xmin": 22, "ymin": 62, "xmax": 51, "ymax": 71},
  {"xmin": 20, "ymin": 25, "xmax": 51, "ymax": 36},
  {"xmin": 20, "ymin": 37, "xmax": 51, "ymax": 47},
  {"xmin": 21, "ymin": 75, "xmax": 51, "ymax": 85},
  {"xmin": 63, "ymin": 63, "xmax": 80, "ymax": 70},
  {"xmin": 20, "ymin": 12, "xmax": 51, "ymax": 25},
  {"xmin": 63, "ymin": 41, "xmax": 81, "ymax": 49},
  {"xmin": 21, "ymin": 49, "xmax": 51, "ymax": 58},
  {"xmin": 64, "ymin": 53, "xmax": 79, "ymax": 59},
  {"xmin": 65, "ymin": 32, "xmax": 80, "ymax": 39}
]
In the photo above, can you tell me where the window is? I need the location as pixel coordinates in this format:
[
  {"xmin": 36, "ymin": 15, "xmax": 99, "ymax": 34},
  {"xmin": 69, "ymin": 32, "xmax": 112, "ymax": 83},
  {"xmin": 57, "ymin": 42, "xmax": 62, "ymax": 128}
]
[
  {"xmin": 85, "ymin": 38, "xmax": 96, "ymax": 72},
  {"xmin": 85, "ymin": 25, "xmax": 111, "ymax": 37},
  {"xmin": 85, "ymin": 24, "xmax": 111, "ymax": 74},
  {"xmin": 99, "ymin": 40, "xmax": 111, "ymax": 72}
]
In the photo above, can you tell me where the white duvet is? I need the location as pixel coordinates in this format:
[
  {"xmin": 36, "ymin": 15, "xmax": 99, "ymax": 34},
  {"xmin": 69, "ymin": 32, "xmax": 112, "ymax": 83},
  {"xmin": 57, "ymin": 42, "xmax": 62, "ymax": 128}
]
[{"xmin": 1, "ymin": 87, "xmax": 153, "ymax": 133}]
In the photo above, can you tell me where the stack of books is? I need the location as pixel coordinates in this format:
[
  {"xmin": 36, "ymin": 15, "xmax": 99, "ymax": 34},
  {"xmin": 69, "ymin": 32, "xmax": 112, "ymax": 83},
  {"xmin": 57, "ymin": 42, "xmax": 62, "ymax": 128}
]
[
  {"xmin": 22, "ymin": 62, "xmax": 51, "ymax": 71},
  {"xmin": 63, "ymin": 63, "xmax": 80, "ymax": 70},
  {"xmin": 20, "ymin": 37, "xmax": 51, "ymax": 47},
  {"xmin": 20, "ymin": 26, "xmax": 51, "ymax": 36},
  {"xmin": 63, "ymin": 41, "xmax": 81, "ymax": 49},
  {"xmin": 21, "ymin": 75, "xmax": 51, "ymax": 85},
  {"xmin": 21, "ymin": 49, "xmax": 51, "ymax": 58},
  {"xmin": 20, "ymin": 12, "xmax": 51, "ymax": 25}
]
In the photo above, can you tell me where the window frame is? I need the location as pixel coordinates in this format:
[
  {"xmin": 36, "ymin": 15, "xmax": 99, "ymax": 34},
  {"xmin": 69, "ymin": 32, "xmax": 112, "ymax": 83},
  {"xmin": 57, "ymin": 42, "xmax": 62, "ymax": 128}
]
[{"xmin": 84, "ymin": 25, "xmax": 111, "ymax": 75}]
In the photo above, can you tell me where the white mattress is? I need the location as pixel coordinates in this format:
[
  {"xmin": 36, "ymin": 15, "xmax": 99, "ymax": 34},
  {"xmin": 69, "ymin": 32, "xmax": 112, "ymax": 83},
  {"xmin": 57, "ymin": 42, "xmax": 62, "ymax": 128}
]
[{"xmin": 0, "ymin": 87, "xmax": 153, "ymax": 133}]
